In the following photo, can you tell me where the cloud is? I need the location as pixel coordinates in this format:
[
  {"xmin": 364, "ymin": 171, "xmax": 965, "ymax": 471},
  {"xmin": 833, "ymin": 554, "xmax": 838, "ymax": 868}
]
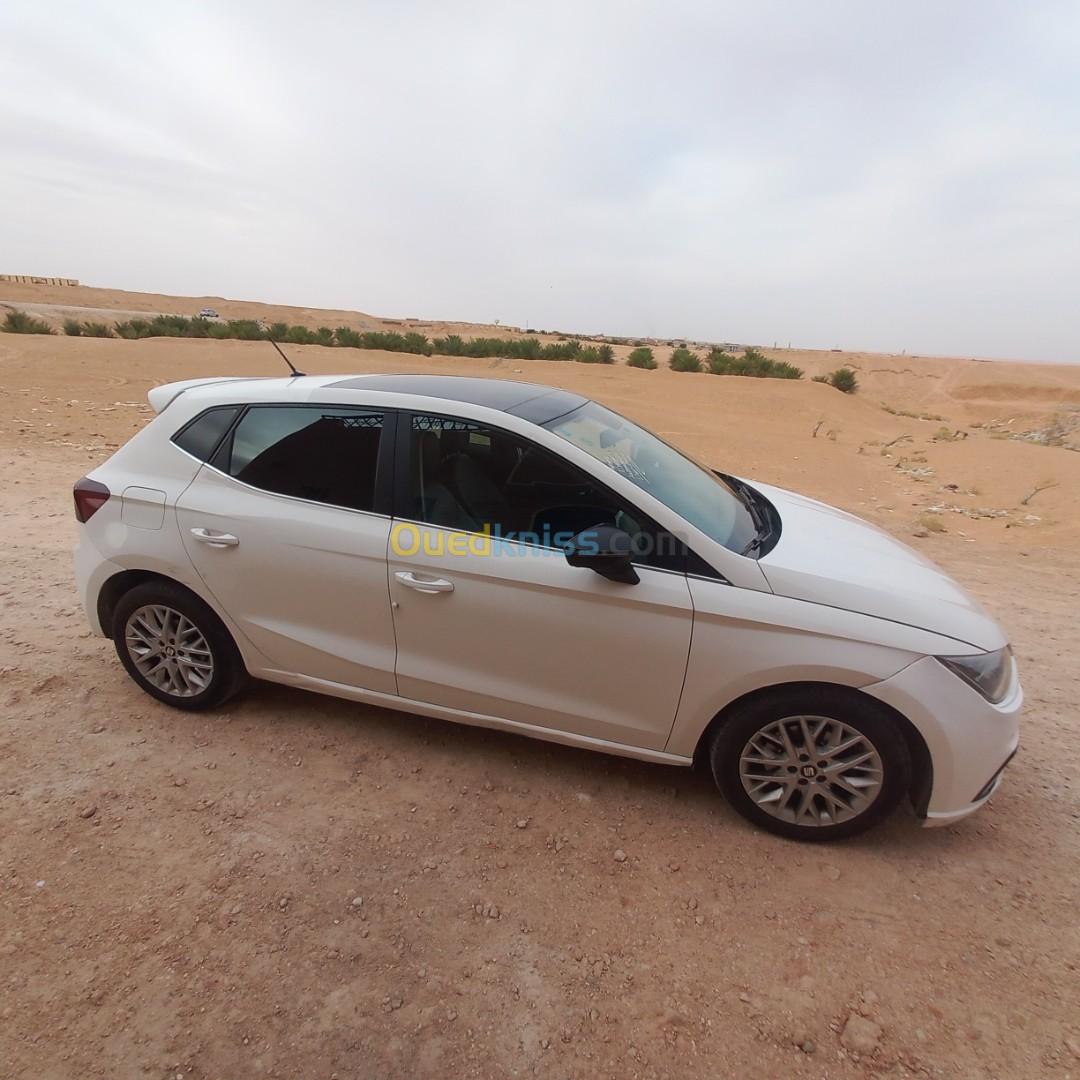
[{"xmin": 1, "ymin": 0, "xmax": 1078, "ymax": 360}]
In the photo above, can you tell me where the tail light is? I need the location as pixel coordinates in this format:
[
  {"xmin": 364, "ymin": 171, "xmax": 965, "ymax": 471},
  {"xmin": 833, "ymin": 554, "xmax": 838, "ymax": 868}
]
[{"xmin": 74, "ymin": 477, "xmax": 110, "ymax": 522}]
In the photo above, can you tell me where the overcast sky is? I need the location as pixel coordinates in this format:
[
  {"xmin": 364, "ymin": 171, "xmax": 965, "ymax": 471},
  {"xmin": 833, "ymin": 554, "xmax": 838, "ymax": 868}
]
[{"xmin": 2, "ymin": 1, "xmax": 1078, "ymax": 361}]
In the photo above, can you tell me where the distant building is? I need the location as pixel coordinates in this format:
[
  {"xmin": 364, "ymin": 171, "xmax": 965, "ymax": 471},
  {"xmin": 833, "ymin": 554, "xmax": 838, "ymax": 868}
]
[{"xmin": 0, "ymin": 274, "xmax": 79, "ymax": 285}]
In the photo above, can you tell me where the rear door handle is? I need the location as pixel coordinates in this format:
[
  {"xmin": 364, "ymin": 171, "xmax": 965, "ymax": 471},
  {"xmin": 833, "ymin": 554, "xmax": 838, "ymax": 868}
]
[
  {"xmin": 190, "ymin": 527, "xmax": 239, "ymax": 548},
  {"xmin": 394, "ymin": 571, "xmax": 454, "ymax": 594}
]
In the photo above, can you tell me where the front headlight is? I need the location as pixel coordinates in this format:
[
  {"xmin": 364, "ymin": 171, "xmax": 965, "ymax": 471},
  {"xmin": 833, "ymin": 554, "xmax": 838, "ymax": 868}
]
[{"xmin": 936, "ymin": 646, "xmax": 1013, "ymax": 704}]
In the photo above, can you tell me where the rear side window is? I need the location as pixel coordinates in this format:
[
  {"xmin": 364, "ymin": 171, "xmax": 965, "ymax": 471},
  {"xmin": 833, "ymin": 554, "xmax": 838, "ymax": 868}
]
[
  {"xmin": 172, "ymin": 406, "xmax": 240, "ymax": 461},
  {"xmin": 216, "ymin": 405, "xmax": 384, "ymax": 512}
]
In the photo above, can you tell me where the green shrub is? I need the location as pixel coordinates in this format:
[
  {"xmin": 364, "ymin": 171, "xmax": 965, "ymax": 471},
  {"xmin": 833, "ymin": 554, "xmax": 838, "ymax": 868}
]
[
  {"xmin": 597, "ymin": 344, "xmax": 615, "ymax": 364},
  {"xmin": 81, "ymin": 322, "xmax": 114, "ymax": 338},
  {"xmin": 403, "ymin": 332, "xmax": 434, "ymax": 356},
  {"xmin": 334, "ymin": 326, "xmax": 362, "ymax": 348},
  {"xmin": 541, "ymin": 339, "xmax": 581, "ymax": 360},
  {"xmin": 63, "ymin": 318, "xmax": 83, "ymax": 336},
  {"xmin": 707, "ymin": 346, "xmax": 803, "ymax": 379},
  {"xmin": 113, "ymin": 319, "xmax": 153, "ymax": 339},
  {"xmin": 314, "ymin": 326, "xmax": 335, "ymax": 347},
  {"xmin": 284, "ymin": 324, "xmax": 317, "ymax": 345},
  {"xmin": 826, "ymin": 367, "xmax": 858, "ymax": 393},
  {"xmin": 433, "ymin": 333, "xmax": 466, "ymax": 356},
  {"xmin": 669, "ymin": 347, "xmax": 702, "ymax": 372},
  {"xmin": 430, "ymin": 334, "xmax": 579, "ymax": 361},
  {"xmin": 576, "ymin": 346, "xmax": 603, "ymax": 364},
  {"xmin": 356, "ymin": 330, "xmax": 431, "ymax": 355},
  {"xmin": 2, "ymin": 310, "xmax": 55, "ymax": 334},
  {"xmin": 268, "ymin": 322, "xmax": 290, "ymax": 341},
  {"xmin": 627, "ymin": 346, "xmax": 657, "ymax": 369},
  {"xmin": 206, "ymin": 321, "xmax": 235, "ymax": 340},
  {"xmin": 225, "ymin": 319, "xmax": 265, "ymax": 341}
]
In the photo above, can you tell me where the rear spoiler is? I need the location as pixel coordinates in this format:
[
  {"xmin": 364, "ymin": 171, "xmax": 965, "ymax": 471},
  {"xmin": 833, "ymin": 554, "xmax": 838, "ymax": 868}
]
[{"xmin": 147, "ymin": 377, "xmax": 253, "ymax": 414}]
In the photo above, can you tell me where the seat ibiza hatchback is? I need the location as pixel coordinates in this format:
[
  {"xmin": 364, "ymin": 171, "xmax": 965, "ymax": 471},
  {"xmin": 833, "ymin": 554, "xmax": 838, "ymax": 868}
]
[{"xmin": 73, "ymin": 374, "xmax": 1021, "ymax": 840}]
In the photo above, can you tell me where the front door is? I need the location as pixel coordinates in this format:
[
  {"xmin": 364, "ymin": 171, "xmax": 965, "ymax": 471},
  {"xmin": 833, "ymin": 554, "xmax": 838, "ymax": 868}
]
[
  {"xmin": 175, "ymin": 403, "xmax": 398, "ymax": 693},
  {"xmin": 387, "ymin": 413, "xmax": 694, "ymax": 750}
]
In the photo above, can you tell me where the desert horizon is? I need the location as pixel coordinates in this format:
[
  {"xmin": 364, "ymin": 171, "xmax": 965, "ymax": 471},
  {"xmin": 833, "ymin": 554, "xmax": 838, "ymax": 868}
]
[{"xmin": 3, "ymin": 274, "xmax": 1079, "ymax": 367}]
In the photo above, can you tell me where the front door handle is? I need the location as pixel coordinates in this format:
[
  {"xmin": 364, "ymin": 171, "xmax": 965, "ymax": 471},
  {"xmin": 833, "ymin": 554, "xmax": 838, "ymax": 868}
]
[
  {"xmin": 190, "ymin": 527, "xmax": 239, "ymax": 548},
  {"xmin": 394, "ymin": 571, "xmax": 454, "ymax": 594}
]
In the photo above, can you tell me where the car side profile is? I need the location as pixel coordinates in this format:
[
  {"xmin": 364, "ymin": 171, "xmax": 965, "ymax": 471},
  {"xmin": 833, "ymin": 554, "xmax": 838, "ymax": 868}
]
[{"xmin": 73, "ymin": 374, "xmax": 1021, "ymax": 840}]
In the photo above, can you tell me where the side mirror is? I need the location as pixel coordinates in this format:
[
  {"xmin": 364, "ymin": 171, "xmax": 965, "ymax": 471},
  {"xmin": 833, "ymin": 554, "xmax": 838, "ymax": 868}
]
[{"xmin": 564, "ymin": 524, "xmax": 640, "ymax": 585}]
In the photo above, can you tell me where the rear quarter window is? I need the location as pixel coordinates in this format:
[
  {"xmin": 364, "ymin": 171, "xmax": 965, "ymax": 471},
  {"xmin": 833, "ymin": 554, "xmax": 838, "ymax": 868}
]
[
  {"xmin": 172, "ymin": 406, "xmax": 240, "ymax": 461},
  {"xmin": 217, "ymin": 405, "xmax": 385, "ymax": 512}
]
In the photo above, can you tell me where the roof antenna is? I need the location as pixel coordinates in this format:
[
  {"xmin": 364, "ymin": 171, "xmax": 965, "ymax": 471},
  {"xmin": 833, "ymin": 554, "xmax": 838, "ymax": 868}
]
[{"xmin": 267, "ymin": 334, "xmax": 306, "ymax": 378}]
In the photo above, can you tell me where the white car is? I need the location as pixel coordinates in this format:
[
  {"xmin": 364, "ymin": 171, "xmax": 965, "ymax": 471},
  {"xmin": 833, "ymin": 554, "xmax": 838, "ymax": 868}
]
[{"xmin": 73, "ymin": 374, "xmax": 1021, "ymax": 840}]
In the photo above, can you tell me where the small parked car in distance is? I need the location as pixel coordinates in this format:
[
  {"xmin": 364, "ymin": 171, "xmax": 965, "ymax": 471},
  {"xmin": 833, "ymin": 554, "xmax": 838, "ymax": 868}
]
[
  {"xmin": 73, "ymin": 374, "xmax": 1021, "ymax": 840},
  {"xmin": 197, "ymin": 308, "xmax": 219, "ymax": 319}
]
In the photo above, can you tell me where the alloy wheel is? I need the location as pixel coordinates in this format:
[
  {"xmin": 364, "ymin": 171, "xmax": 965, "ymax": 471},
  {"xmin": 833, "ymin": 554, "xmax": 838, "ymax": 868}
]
[
  {"xmin": 738, "ymin": 714, "xmax": 884, "ymax": 827},
  {"xmin": 124, "ymin": 604, "xmax": 214, "ymax": 698}
]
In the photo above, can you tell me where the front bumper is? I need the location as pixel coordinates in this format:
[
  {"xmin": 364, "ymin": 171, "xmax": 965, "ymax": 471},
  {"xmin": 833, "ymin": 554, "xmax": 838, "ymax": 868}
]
[{"xmin": 864, "ymin": 654, "xmax": 1022, "ymax": 826}]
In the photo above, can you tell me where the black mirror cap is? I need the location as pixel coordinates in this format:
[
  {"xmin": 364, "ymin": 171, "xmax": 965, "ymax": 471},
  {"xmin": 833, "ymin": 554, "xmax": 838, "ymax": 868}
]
[{"xmin": 564, "ymin": 524, "xmax": 640, "ymax": 585}]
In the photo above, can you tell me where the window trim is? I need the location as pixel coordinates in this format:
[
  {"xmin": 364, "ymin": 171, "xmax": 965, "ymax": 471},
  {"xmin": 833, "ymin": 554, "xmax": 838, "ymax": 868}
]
[
  {"xmin": 392, "ymin": 408, "xmax": 726, "ymax": 577},
  {"xmin": 179, "ymin": 402, "xmax": 398, "ymax": 518}
]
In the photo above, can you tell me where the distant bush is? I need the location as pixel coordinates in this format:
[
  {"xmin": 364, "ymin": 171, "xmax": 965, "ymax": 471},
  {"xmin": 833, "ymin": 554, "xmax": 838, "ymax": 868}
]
[
  {"xmin": 2, "ymin": 310, "xmax": 55, "ymax": 334},
  {"xmin": 707, "ymin": 346, "xmax": 803, "ymax": 380},
  {"xmin": 627, "ymin": 346, "xmax": 657, "ymax": 369},
  {"xmin": 284, "ymin": 324, "xmax": 317, "ymax": 345},
  {"xmin": 63, "ymin": 318, "xmax": 83, "ymax": 336},
  {"xmin": 826, "ymin": 367, "xmax": 858, "ymax": 393},
  {"xmin": 429, "ymin": 334, "xmax": 583, "ymax": 361},
  {"xmin": 334, "ymin": 326, "xmax": 362, "ymax": 348},
  {"xmin": 576, "ymin": 346, "xmax": 603, "ymax": 364},
  {"xmin": 114, "ymin": 319, "xmax": 153, "ymax": 339},
  {"xmin": 52, "ymin": 312, "xmax": 600, "ymax": 364},
  {"xmin": 359, "ymin": 330, "xmax": 433, "ymax": 355},
  {"xmin": 228, "ymin": 319, "xmax": 265, "ymax": 341},
  {"xmin": 669, "ymin": 347, "xmax": 702, "ymax": 372}
]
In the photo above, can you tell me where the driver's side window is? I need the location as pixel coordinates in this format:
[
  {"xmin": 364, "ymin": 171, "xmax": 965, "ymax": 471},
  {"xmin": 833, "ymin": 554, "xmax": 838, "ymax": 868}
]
[{"xmin": 404, "ymin": 414, "xmax": 685, "ymax": 570}]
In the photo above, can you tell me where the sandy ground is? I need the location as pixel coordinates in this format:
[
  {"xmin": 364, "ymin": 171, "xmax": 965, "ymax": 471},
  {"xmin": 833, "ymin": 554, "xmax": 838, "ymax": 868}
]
[{"xmin": 2, "ymin": 286, "xmax": 1080, "ymax": 1078}]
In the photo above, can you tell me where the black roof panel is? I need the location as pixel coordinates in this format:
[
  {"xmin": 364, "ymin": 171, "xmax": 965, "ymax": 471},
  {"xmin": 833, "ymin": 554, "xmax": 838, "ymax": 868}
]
[{"xmin": 327, "ymin": 374, "xmax": 588, "ymax": 425}]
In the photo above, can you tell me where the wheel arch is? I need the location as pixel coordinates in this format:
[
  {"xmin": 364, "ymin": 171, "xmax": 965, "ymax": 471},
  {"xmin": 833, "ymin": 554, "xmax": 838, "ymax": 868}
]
[
  {"xmin": 98, "ymin": 569, "xmax": 212, "ymax": 641},
  {"xmin": 691, "ymin": 680, "xmax": 933, "ymax": 817}
]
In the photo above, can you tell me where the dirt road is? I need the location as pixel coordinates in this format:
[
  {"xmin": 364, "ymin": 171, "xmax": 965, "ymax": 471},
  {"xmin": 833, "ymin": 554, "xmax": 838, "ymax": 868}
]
[{"xmin": 2, "ymin": 327, "xmax": 1079, "ymax": 1078}]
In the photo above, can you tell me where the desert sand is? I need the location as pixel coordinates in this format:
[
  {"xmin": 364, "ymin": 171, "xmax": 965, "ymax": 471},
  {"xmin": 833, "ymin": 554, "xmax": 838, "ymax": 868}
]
[{"xmin": 2, "ymin": 283, "xmax": 1079, "ymax": 1078}]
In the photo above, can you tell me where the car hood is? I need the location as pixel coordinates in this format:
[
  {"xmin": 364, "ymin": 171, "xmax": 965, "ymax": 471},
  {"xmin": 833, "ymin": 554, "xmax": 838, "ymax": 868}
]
[{"xmin": 750, "ymin": 481, "xmax": 1007, "ymax": 652}]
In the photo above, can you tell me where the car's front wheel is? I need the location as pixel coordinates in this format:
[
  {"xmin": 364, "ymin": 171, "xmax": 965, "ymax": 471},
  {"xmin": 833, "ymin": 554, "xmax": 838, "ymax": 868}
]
[
  {"xmin": 112, "ymin": 581, "xmax": 246, "ymax": 710},
  {"xmin": 709, "ymin": 687, "xmax": 910, "ymax": 841}
]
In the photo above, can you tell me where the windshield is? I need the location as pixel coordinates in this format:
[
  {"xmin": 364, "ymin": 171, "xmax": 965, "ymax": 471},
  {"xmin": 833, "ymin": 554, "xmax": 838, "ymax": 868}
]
[{"xmin": 543, "ymin": 401, "xmax": 759, "ymax": 554}]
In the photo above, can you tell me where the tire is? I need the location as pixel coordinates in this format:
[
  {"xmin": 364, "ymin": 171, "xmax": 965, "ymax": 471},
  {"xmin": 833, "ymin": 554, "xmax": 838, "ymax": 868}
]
[
  {"xmin": 708, "ymin": 686, "xmax": 910, "ymax": 841},
  {"xmin": 112, "ymin": 580, "xmax": 247, "ymax": 711}
]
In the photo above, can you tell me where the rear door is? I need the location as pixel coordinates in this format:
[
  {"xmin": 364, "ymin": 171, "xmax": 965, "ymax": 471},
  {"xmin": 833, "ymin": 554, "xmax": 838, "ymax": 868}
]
[
  {"xmin": 174, "ymin": 403, "xmax": 398, "ymax": 693},
  {"xmin": 387, "ymin": 412, "xmax": 694, "ymax": 750}
]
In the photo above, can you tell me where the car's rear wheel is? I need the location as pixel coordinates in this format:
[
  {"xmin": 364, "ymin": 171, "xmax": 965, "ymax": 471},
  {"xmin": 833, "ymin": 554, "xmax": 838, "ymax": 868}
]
[
  {"xmin": 709, "ymin": 687, "xmax": 910, "ymax": 841},
  {"xmin": 112, "ymin": 581, "xmax": 246, "ymax": 710}
]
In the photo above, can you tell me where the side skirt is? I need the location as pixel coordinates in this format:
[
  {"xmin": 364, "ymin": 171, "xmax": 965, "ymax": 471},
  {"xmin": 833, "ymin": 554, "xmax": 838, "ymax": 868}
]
[{"xmin": 255, "ymin": 668, "xmax": 694, "ymax": 767}]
